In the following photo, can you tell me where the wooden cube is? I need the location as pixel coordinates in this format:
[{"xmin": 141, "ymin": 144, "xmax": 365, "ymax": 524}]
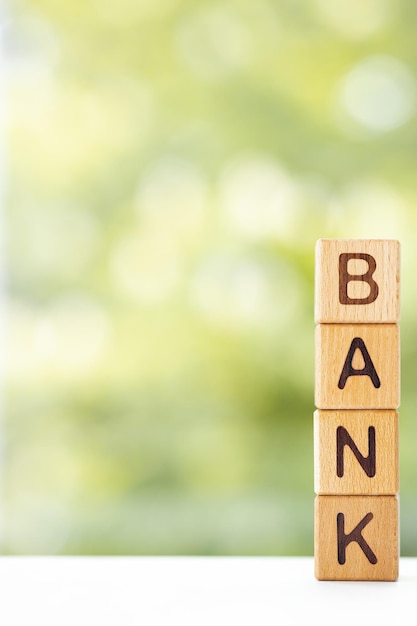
[
  {"xmin": 314, "ymin": 410, "xmax": 399, "ymax": 495},
  {"xmin": 315, "ymin": 495, "xmax": 399, "ymax": 581},
  {"xmin": 315, "ymin": 324, "xmax": 400, "ymax": 409},
  {"xmin": 315, "ymin": 239, "xmax": 400, "ymax": 323}
]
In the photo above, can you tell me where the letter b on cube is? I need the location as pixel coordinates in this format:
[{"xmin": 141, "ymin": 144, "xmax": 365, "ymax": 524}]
[{"xmin": 315, "ymin": 239, "xmax": 400, "ymax": 323}]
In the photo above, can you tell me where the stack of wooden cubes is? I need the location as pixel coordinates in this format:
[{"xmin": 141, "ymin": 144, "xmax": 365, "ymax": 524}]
[{"xmin": 314, "ymin": 239, "xmax": 400, "ymax": 581}]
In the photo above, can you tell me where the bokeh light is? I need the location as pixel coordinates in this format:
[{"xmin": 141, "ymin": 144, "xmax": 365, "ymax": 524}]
[{"xmin": 3, "ymin": 0, "xmax": 417, "ymax": 557}]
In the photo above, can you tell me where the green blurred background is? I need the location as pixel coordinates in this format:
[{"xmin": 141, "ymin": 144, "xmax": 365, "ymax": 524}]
[{"xmin": 3, "ymin": 0, "xmax": 417, "ymax": 555}]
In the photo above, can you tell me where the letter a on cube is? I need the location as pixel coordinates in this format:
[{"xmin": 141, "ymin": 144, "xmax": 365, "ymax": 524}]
[{"xmin": 315, "ymin": 324, "xmax": 400, "ymax": 409}]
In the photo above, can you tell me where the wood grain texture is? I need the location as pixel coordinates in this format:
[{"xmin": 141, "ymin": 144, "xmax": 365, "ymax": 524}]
[
  {"xmin": 314, "ymin": 410, "xmax": 399, "ymax": 495},
  {"xmin": 315, "ymin": 324, "xmax": 400, "ymax": 409},
  {"xmin": 314, "ymin": 495, "xmax": 399, "ymax": 581},
  {"xmin": 315, "ymin": 239, "xmax": 400, "ymax": 323}
]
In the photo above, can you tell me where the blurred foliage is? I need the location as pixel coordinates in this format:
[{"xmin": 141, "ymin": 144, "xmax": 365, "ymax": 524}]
[{"xmin": 3, "ymin": 0, "xmax": 417, "ymax": 555}]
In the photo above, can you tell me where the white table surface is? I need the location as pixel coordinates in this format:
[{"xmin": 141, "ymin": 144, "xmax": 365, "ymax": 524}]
[{"xmin": 0, "ymin": 556, "xmax": 416, "ymax": 625}]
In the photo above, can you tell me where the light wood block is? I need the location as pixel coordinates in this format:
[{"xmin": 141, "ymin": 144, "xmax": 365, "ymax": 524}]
[
  {"xmin": 315, "ymin": 239, "xmax": 400, "ymax": 323},
  {"xmin": 315, "ymin": 495, "xmax": 399, "ymax": 581},
  {"xmin": 315, "ymin": 324, "xmax": 400, "ymax": 409},
  {"xmin": 314, "ymin": 410, "xmax": 399, "ymax": 495}
]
